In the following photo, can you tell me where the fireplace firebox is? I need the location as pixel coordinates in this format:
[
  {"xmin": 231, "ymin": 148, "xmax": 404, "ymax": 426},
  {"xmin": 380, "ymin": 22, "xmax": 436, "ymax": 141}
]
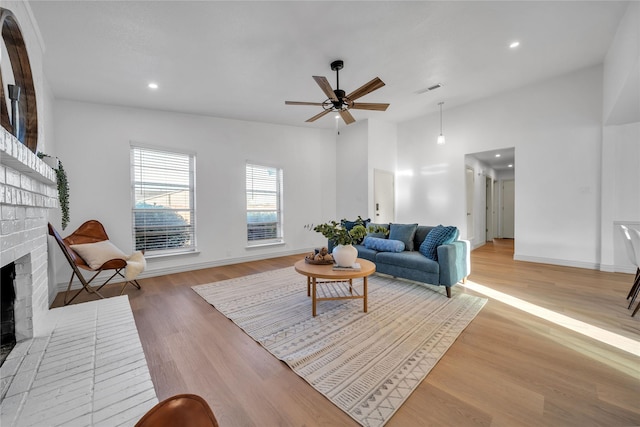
[{"xmin": 1, "ymin": 262, "xmax": 17, "ymax": 366}]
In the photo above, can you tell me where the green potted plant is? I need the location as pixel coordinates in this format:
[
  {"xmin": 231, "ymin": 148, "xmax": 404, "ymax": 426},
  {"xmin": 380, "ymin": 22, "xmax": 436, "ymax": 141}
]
[
  {"xmin": 314, "ymin": 217, "xmax": 386, "ymax": 266},
  {"xmin": 313, "ymin": 220, "xmax": 368, "ymax": 246},
  {"xmin": 37, "ymin": 153, "xmax": 70, "ymax": 230}
]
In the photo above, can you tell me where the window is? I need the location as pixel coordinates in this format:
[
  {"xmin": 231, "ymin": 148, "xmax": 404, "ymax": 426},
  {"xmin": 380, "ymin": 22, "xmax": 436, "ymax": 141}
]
[
  {"xmin": 246, "ymin": 163, "xmax": 283, "ymax": 245},
  {"xmin": 131, "ymin": 145, "xmax": 196, "ymax": 255}
]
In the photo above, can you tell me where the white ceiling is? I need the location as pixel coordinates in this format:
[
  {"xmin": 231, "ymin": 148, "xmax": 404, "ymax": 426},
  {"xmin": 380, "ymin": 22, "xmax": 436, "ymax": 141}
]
[{"xmin": 29, "ymin": 1, "xmax": 628, "ymax": 129}]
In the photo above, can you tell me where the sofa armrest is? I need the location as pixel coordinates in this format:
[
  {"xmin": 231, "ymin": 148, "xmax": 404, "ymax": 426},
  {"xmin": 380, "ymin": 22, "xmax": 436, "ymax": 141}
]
[{"xmin": 437, "ymin": 240, "xmax": 470, "ymax": 286}]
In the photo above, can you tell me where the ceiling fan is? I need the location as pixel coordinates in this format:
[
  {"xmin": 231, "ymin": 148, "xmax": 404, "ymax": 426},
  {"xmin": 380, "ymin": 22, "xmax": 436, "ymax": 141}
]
[{"xmin": 285, "ymin": 60, "xmax": 390, "ymax": 125}]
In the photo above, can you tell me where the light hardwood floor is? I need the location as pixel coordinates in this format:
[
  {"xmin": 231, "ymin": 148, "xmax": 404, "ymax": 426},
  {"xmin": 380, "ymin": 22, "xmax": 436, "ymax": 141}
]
[{"xmin": 52, "ymin": 240, "xmax": 640, "ymax": 426}]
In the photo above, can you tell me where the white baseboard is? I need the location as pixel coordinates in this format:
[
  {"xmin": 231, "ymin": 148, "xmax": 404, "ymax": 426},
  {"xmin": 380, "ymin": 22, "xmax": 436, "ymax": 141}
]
[
  {"xmin": 603, "ymin": 264, "xmax": 638, "ymax": 274},
  {"xmin": 513, "ymin": 254, "xmax": 600, "ymax": 270}
]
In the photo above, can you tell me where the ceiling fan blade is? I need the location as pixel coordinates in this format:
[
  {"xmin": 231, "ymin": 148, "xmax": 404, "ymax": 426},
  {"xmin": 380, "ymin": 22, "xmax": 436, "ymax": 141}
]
[
  {"xmin": 313, "ymin": 76, "xmax": 338, "ymax": 101},
  {"xmin": 339, "ymin": 109, "xmax": 356, "ymax": 125},
  {"xmin": 305, "ymin": 109, "xmax": 333, "ymax": 123},
  {"xmin": 346, "ymin": 77, "xmax": 385, "ymax": 101},
  {"xmin": 285, "ymin": 101, "xmax": 324, "ymax": 106},
  {"xmin": 350, "ymin": 102, "xmax": 390, "ymax": 111}
]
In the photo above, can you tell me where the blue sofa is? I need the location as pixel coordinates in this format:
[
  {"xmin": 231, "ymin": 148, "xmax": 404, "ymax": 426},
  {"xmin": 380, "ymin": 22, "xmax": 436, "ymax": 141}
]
[{"xmin": 331, "ymin": 223, "xmax": 470, "ymax": 298}]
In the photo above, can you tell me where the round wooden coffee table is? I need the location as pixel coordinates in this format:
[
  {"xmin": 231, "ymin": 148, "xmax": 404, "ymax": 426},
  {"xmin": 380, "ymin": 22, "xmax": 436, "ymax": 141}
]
[{"xmin": 294, "ymin": 258, "xmax": 376, "ymax": 317}]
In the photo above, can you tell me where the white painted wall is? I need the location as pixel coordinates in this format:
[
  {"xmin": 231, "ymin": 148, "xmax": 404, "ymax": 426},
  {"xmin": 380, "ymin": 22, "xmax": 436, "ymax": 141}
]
[
  {"xmin": 333, "ymin": 119, "xmax": 397, "ymax": 223},
  {"xmin": 600, "ymin": 2, "xmax": 640, "ymax": 273},
  {"xmin": 398, "ymin": 65, "xmax": 604, "ymax": 269},
  {"xmin": 367, "ymin": 119, "xmax": 397, "ymax": 221},
  {"xmin": 51, "ymin": 100, "xmax": 336, "ymax": 285},
  {"xmin": 601, "ymin": 122, "xmax": 640, "ymax": 272},
  {"xmin": 335, "ymin": 120, "xmax": 368, "ymax": 219},
  {"xmin": 603, "ymin": 1, "xmax": 639, "ymax": 126}
]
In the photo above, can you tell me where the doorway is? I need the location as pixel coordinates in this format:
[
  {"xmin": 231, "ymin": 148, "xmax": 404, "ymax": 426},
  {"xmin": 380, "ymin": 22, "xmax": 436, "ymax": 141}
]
[{"xmin": 373, "ymin": 169, "xmax": 394, "ymax": 224}]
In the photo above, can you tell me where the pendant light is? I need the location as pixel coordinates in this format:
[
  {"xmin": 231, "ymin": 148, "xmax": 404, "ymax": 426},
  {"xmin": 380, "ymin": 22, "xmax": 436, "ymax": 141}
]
[{"xmin": 437, "ymin": 102, "xmax": 445, "ymax": 145}]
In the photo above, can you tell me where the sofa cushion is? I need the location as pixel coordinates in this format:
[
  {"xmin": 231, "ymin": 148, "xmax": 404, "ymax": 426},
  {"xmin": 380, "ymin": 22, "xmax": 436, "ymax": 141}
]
[
  {"xmin": 375, "ymin": 251, "xmax": 439, "ymax": 274},
  {"xmin": 389, "ymin": 223, "xmax": 418, "ymax": 251},
  {"xmin": 419, "ymin": 225, "xmax": 458, "ymax": 261},
  {"xmin": 414, "ymin": 225, "xmax": 435, "ymax": 249},
  {"xmin": 363, "ymin": 236, "xmax": 405, "ymax": 252}
]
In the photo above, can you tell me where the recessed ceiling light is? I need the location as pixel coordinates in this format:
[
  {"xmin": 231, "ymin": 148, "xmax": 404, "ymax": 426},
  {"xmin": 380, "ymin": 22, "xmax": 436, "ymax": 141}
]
[
  {"xmin": 509, "ymin": 41, "xmax": 520, "ymax": 49},
  {"xmin": 508, "ymin": 164, "xmax": 513, "ymax": 168},
  {"xmin": 148, "ymin": 83, "xmax": 158, "ymax": 89},
  {"xmin": 495, "ymin": 154, "xmax": 501, "ymax": 157}
]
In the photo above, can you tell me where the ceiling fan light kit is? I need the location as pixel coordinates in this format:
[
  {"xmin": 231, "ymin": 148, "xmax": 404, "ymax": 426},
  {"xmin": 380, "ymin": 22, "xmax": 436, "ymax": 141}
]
[{"xmin": 285, "ymin": 59, "xmax": 390, "ymax": 125}]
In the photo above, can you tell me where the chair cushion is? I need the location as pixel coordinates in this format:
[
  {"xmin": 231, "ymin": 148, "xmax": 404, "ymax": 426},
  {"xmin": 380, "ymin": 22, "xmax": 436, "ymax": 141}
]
[
  {"xmin": 418, "ymin": 225, "xmax": 458, "ymax": 261},
  {"xmin": 71, "ymin": 240, "xmax": 128, "ymax": 270},
  {"xmin": 389, "ymin": 223, "xmax": 418, "ymax": 251},
  {"xmin": 363, "ymin": 236, "xmax": 405, "ymax": 252}
]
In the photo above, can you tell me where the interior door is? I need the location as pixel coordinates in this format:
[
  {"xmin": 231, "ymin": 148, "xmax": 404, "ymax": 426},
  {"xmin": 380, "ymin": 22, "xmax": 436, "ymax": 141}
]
[
  {"xmin": 465, "ymin": 166, "xmax": 474, "ymax": 239},
  {"xmin": 502, "ymin": 179, "xmax": 515, "ymax": 238},
  {"xmin": 373, "ymin": 169, "xmax": 394, "ymax": 224}
]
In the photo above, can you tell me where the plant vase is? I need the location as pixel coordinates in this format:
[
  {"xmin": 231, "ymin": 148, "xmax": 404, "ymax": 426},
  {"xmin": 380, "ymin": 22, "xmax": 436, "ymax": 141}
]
[{"xmin": 333, "ymin": 244, "xmax": 357, "ymax": 267}]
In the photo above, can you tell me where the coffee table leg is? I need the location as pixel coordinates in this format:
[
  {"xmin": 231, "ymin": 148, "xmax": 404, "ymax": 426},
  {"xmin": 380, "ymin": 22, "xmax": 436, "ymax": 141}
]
[
  {"xmin": 307, "ymin": 277, "xmax": 310, "ymax": 297},
  {"xmin": 312, "ymin": 277, "xmax": 317, "ymax": 317},
  {"xmin": 363, "ymin": 276, "xmax": 368, "ymax": 313}
]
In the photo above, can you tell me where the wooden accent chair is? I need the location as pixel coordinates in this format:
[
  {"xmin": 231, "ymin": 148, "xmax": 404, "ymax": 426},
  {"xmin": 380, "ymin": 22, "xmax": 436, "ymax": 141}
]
[
  {"xmin": 135, "ymin": 394, "xmax": 219, "ymax": 427},
  {"xmin": 48, "ymin": 220, "xmax": 141, "ymax": 305}
]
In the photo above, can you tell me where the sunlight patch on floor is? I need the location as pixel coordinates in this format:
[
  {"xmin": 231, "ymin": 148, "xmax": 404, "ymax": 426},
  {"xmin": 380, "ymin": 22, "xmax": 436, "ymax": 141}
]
[{"xmin": 461, "ymin": 281, "xmax": 640, "ymax": 357}]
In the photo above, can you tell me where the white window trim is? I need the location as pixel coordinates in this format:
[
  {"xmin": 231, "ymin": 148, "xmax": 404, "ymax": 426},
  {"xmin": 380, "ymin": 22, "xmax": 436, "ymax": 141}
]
[
  {"xmin": 131, "ymin": 143, "xmax": 197, "ymax": 256},
  {"xmin": 246, "ymin": 162, "xmax": 284, "ymax": 246}
]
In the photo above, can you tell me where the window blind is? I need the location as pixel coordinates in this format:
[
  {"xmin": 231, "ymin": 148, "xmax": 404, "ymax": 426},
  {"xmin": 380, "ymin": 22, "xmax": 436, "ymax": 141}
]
[
  {"xmin": 246, "ymin": 163, "xmax": 283, "ymax": 244},
  {"xmin": 131, "ymin": 146, "xmax": 196, "ymax": 254}
]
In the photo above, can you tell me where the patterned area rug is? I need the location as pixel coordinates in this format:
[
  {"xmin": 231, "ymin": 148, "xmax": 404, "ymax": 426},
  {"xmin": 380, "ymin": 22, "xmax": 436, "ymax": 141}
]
[{"xmin": 192, "ymin": 267, "xmax": 486, "ymax": 427}]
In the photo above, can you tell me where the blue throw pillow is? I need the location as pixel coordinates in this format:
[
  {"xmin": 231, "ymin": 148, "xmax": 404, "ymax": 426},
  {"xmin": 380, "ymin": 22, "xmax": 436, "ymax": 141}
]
[
  {"xmin": 419, "ymin": 225, "xmax": 458, "ymax": 261},
  {"xmin": 388, "ymin": 223, "xmax": 418, "ymax": 251},
  {"xmin": 363, "ymin": 236, "xmax": 405, "ymax": 252}
]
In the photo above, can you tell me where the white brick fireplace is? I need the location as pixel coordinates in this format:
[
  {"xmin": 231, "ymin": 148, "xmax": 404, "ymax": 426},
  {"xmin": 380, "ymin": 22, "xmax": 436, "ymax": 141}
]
[{"xmin": 0, "ymin": 127, "xmax": 58, "ymax": 342}]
